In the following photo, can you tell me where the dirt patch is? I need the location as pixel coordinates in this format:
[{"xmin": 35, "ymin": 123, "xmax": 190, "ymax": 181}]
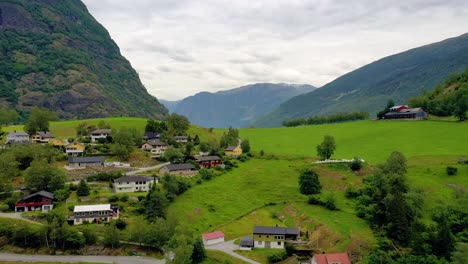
[{"xmin": 313, "ymin": 167, "xmax": 346, "ymax": 180}]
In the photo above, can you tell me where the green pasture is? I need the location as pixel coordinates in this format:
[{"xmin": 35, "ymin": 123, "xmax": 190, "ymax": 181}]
[
  {"xmin": 202, "ymin": 250, "xmax": 249, "ymax": 264},
  {"xmin": 239, "ymin": 120, "xmax": 468, "ymax": 163}
]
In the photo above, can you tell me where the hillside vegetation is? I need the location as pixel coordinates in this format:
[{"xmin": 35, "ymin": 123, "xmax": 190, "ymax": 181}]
[
  {"xmin": 254, "ymin": 33, "xmax": 468, "ymax": 127},
  {"xmin": 0, "ymin": 0, "xmax": 167, "ymax": 120}
]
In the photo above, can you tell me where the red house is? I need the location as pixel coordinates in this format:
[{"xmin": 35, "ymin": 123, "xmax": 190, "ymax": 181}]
[
  {"xmin": 195, "ymin": 156, "xmax": 222, "ymax": 168},
  {"xmin": 311, "ymin": 253, "xmax": 351, "ymax": 264},
  {"xmin": 15, "ymin": 191, "xmax": 54, "ymax": 213}
]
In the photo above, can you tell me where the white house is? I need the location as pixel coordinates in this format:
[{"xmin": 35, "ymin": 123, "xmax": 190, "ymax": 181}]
[
  {"xmin": 202, "ymin": 231, "xmax": 225, "ymax": 245},
  {"xmin": 90, "ymin": 129, "xmax": 112, "ymax": 143},
  {"xmin": 73, "ymin": 204, "xmax": 119, "ymax": 225},
  {"xmin": 113, "ymin": 176, "xmax": 157, "ymax": 193},
  {"xmin": 6, "ymin": 131, "xmax": 29, "ymax": 143},
  {"xmin": 141, "ymin": 140, "xmax": 167, "ymax": 156}
]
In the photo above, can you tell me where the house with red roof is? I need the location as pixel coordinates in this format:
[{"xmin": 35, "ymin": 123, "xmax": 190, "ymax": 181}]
[
  {"xmin": 311, "ymin": 253, "xmax": 351, "ymax": 264},
  {"xmin": 202, "ymin": 231, "xmax": 225, "ymax": 245}
]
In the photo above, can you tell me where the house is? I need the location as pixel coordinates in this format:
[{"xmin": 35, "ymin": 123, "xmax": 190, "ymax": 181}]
[
  {"xmin": 239, "ymin": 236, "xmax": 254, "ymax": 250},
  {"xmin": 65, "ymin": 142, "xmax": 85, "ymax": 156},
  {"xmin": 225, "ymin": 145, "xmax": 242, "ymax": 157},
  {"xmin": 159, "ymin": 163, "xmax": 197, "ymax": 175},
  {"xmin": 144, "ymin": 132, "xmax": 161, "ymax": 141},
  {"xmin": 141, "ymin": 140, "xmax": 168, "ymax": 156},
  {"xmin": 172, "ymin": 136, "xmax": 189, "ymax": 143},
  {"xmin": 383, "ymin": 107, "xmax": 428, "ymax": 120},
  {"xmin": 49, "ymin": 138, "xmax": 67, "ymax": 147},
  {"xmin": 194, "ymin": 155, "xmax": 222, "ymax": 168},
  {"xmin": 253, "ymin": 226, "xmax": 300, "ymax": 249},
  {"xmin": 90, "ymin": 129, "xmax": 112, "ymax": 142},
  {"xmin": 202, "ymin": 231, "xmax": 225, "ymax": 245},
  {"xmin": 388, "ymin": 105, "xmax": 409, "ymax": 112},
  {"xmin": 73, "ymin": 204, "xmax": 119, "ymax": 225},
  {"xmin": 311, "ymin": 253, "xmax": 351, "ymax": 264},
  {"xmin": 113, "ymin": 175, "xmax": 157, "ymax": 193},
  {"xmin": 15, "ymin": 191, "xmax": 54, "ymax": 213},
  {"xmin": 6, "ymin": 131, "xmax": 29, "ymax": 144},
  {"xmin": 68, "ymin": 156, "xmax": 105, "ymax": 168},
  {"xmin": 31, "ymin": 131, "xmax": 55, "ymax": 143}
]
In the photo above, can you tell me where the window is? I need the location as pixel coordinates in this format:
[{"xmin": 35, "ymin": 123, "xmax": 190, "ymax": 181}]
[
  {"xmin": 258, "ymin": 241, "xmax": 262, "ymax": 245},
  {"xmin": 89, "ymin": 212, "xmax": 93, "ymax": 215},
  {"xmin": 277, "ymin": 242, "xmax": 281, "ymax": 246},
  {"xmin": 258, "ymin": 235, "xmax": 261, "ymax": 238},
  {"xmin": 266, "ymin": 235, "xmax": 269, "ymax": 238},
  {"xmin": 81, "ymin": 213, "xmax": 85, "ymax": 216}
]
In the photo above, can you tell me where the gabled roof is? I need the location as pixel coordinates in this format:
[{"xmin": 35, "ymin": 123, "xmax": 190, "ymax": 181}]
[
  {"xmin": 36, "ymin": 131, "xmax": 54, "ymax": 138},
  {"xmin": 74, "ymin": 204, "xmax": 111, "ymax": 213},
  {"xmin": 90, "ymin": 129, "xmax": 112, "ymax": 135},
  {"xmin": 20, "ymin": 190, "xmax": 54, "ymax": 201},
  {"xmin": 202, "ymin": 231, "xmax": 224, "ymax": 240},
  {"xmin": 313, "ymin": 253, "xmax": 351, "ymax": 264},
  {"xmin": 225, "ymin": 146, "xmax": 238, "ymax": 151},
  {"xmin": 240, "ymin": 236, "xmax": 254, "ymax": 247},
  {"xmin": 253, "ymin": 226, "xmax": 300, "ymax": 236},
  {"xmin": 195, "ymin": 155, "xmax": 221, "ymax": 162},
  {"xmin": 384, "ymin": 108, "xmax": 426, "ymax": 116},
  {"xmin": 7, "ymin": 131, "xmax": 29, "ymax": 137},
  {"xmin": 144, "ymin": 132, "xmax": 161, "ymax": 139},
  {"xmin": 145, "ymin": 140, "xmax": 167, "ymax": 147},
  {"xmin": 162, "ymin": 163, "xmax": 196, "ymax": 171},
  {"xmin": 114, "ymin": 176, "xmax": 155, "ymax": 183},
  {"xmin": 69, "ymin": 156, "xmax": 106, "ymax": 163}
]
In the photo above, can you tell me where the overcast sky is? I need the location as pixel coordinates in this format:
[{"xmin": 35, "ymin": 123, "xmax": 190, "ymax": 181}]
[{"xmin": 82, "ymin": 0, "xmax": 468, "ymax": 100}]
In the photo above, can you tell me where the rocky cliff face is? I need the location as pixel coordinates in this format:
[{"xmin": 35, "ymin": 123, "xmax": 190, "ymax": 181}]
[{"xmin": 0, "ymin": 0, "xmax": 168, "ymax": 119}]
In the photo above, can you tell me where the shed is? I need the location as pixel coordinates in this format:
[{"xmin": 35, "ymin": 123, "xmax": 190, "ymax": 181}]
[{"xmin": 202, "ymin": 231, "xmax": 225, "ymax": 245}]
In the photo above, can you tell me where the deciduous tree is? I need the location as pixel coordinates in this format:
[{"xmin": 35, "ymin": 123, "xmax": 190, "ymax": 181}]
[{"xmin": 316, "ymin": 135, "xmax": 336, "ymax": 160}]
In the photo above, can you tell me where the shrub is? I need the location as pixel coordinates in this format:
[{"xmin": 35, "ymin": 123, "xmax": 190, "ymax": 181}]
[
  {"xmin": 120, "ymin": 194, "xmax": 129, "ymax": 202},
  {"xmin": 308, "ymin": 195, "xmax": 323, "ymax": 205},
  {"xmin": 82, "ymin": 227, "xmax": 97, "ymax": 245},
  {"xmin": 115, "ymin": 219, "xmax": 127, "ymax": 230},
  {"xmin": 267, "ymin": 251, "xmax": 288, "ymax": 263},
  {"xmin": 345, "ymin": 185, "xmax": 360, "ymax": 198},
  {"xmin": 285, "ymin": 243, "xmax": 296, "ymax": 256},
  {"xmin": 446, "ymin": 166, "xmax": 458, "ymax": 175},
  {"xmin": 350, "ymin": 157, "xmax": 363, "ymax": 171},
  {"xmin": 108, "ymin": 195, "xmax": 119, "ymax": 203},
  {"xmin": 0, "ymin": 204, "xmax": 9, "ymax": 212},
  {"xmin": 137, "ymin": 195, "xmax": 145, "ymax": 202},
  {"xmin": 324, "ymin": 193, "xmax": 337, "ymax": 210}
]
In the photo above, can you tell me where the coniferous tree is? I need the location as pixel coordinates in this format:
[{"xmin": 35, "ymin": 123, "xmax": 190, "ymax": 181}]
[
  {"xmin": 76, "ymin": 179, "xmax": 90, "ymax": 197},
  {"xmin": 299, "ymin": 170, "xmax": 321, "ymax": 195},
  {"xmin": 191, "ymin": 237, "xmax": 206, "ymax": 263}
]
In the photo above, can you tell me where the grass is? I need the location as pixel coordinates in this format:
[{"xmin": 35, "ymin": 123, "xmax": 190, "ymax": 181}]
[
  {"xmin": 239, "ymin": 120, "xmax": 468, "ymax": 163},
  {"xmin": 202, "ymin": 250, "xmax": 249, "ymax": 264},
  {"xmin": 0, "ymin": 263, "xmax": 106, "ymax": 264},
  {"xmin": 235, "ymin": 248, "xmax": 282, "ymax": 263}
]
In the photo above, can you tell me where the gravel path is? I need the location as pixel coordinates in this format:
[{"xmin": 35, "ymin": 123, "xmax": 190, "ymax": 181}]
[
  {"xmin": 0, "ymin": 253, "xmax": 165, "ymax": 264},
  {"xmin": 0, "ymin": 212, "xmax": 43, "ymax": 225},
  {"xmin": 206, "ymin": 240, "xmax": 260, "ymax": 264},
  {"xmin": 127, "ymin": 162, "xmax": 170, "ymax": 175}
]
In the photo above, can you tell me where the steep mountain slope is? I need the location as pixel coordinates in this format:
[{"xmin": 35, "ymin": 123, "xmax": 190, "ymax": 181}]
[
  {"xmin": 159, "ymin": 99, "xmax": 180, "ymax": 113},
  {"xmin": 165, "ymin": 83, "xmax": 315, "ymax": 128},
  {"xmin": 254, "ymin": 33, "xmax": 468, "ymax": 127},
  {"xmin": 0, "ymin": 0, "xmax": 168, "ymax": 119}
]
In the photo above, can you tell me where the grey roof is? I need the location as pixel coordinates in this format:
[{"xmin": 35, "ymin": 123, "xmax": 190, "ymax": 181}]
[
  {"xmin": 240, "ymin": 236, "xmax": 254, "ymax": 247},
  {"xmin": 90, "ymin": 129, "xmax": 112, "ymax": 135},
  {"xmin": 8, "ymin": 131, "xmax": 29, "ymax": 137},
  {"xmin": 253, "ymin": 226, "xmax": 300, "ymax": 236},
  {"xmin": 162, "ymin": 163, "xmax": 196, "ymax": 171},
  {"xmin": 146, "ymin": 140, "xmax": 167, "ymax": 147},
  {"xmin": 195, "ymin": 155, "xmax": 221, "ymax": 162},
  {"xmin": 6, "ymin": 140, "xmax": 30, "ymax": 145},
  {"xmin": 69, "ymin": 156, "xmax": 106, "ymax": 163},
  {"xmin": 37, "ymin": 131, "xmax": 54, "ymax": 138},
  {"xmin": 385, "ymin": 108, "xmax": 426, "ymax": 116},
  {"xmin": 144, "ymin": 132, "xmax": 161, "ymax": 139},
  {"xmin": 225, "ymin": 146, "xmax": 237, "ymax": 151},
  {"xmin": 20, "ymin": 190, "xmax": 54, "ymax": 201},
  {"xmin": 114, "ymin": 176, "xmax": 156, "ymax": 183},
  {"xmin": 173, "ymin": 136, "xmax": 189, "ymax": 139}
]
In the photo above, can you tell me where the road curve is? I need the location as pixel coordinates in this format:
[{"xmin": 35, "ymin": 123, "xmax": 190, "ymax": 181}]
[
  {"xmin": 127, "ymin": 162, "xmax": 170, "ymax": 175},
  {"xmin": 0, "ymin": 253, "xmax": 165, "ymax": 264}
]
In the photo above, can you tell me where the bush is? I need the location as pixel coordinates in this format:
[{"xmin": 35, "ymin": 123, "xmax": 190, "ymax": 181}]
[
  {"xmin": 0, "ymin": 204, "xmax": 9, "ymax": 212},
  {"xmin": 324, "ymin": 193, "xmax": 337, "ymax": 210},
  {"xmin": 345, "ymin": 186, "xmax": 360, "ymax": 198},
  {"xmin": 285, "ymin": 243, "xmax": 296, "ymax": 256},
  {"xmin": 446, "ymin": 166, "xmax": 458, "ymax": 175},
  {"xmin": 82, "ymin": 227, "xmax": 97, "ymax": 245},
  {"xmin": 108, "ymin": 195, "xmax": 119, "ymax": 203},
  {"xmin": 308, "ymin": 195, "xmax": 323, "ymax": 205},
  {"xmin": 120, "ymin": 194, "xmax": 129, "ymax": 202},
  {"xmin": 267, "ymin": 251, "xmax": 288, "ymax": 263},
  {"xmin": 350, "ymin": 157, "xmax": 363, "ymax": 171},
  {"xmin": 115, "ymin": 218, "xmax": 127, "ymax": 230}
]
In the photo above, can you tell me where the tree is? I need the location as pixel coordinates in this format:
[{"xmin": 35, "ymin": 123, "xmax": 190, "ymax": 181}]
[
  {"xmin": 144, "ymin": 184, "xmax": 169, "ymax": 221},
  {"xmin": 0, "ymin": 108, "xmax": 18, "ymax": 126},
  {"xmin": 193, "ymin": 135, "xmax": 200, "ymax": 145},
  {"xmin": 316, "ymin": 135, "xmax": 336, "ymax": 160},
  {"xmin": 24, "ymin": 107, "xmax": 57, "ymax": 135},
  {"xmin": 241, "ymin": 139, "xmax": 251, "ymax": 153},
  {"xmin": 299, "ymin": 170, "xmax": 321, "ymax": 195},
  {"xmin": 199, "ymin": 142, "xmax": 210, "ymax": 153},
  {"xmin": 163, "ymin": 147, "xmax": 184, "ymax": 163},
  {"xmin": 76, "ymin": 179, "xmax": 90, "ymax": 197},
  {"xmin": 145, "ymin": 119, "xmax": 167, "ymax": 133},
  {"xmin": 170, "ymin": 233, "xmax": 193, "ymax": 264},
  {"xmin": 199, "ymin": 168, "xmax": 213, "ymax": 181},
  {"xmin": 97, "ymin": 120, "xmax": 111, "ymax": 129},
  {"xmin": 103, "ymin": 222, "xmax": 120, "ymax": 248},
  {"xmin": 433, "ymin": 211, "xmax": 456, "ymax": 260},
  {"xmin": 142, "ymin": 218, "xmax": 174, "ymax": 249},
  {"xmin": 219, "ymin": 127, "xmax": 239, "ymax": 148},
  {"xmin": 191, "ymin": 237, "xmax": 206, "ymax": 263},
  {"xmin": 453, "ymin": 89, "xmax": 468, "ymax": 121},
  {"xmin": 167, "ymin": 114, "xmax": 190, "ymax": 135},
  {"xmin": 24, "ymin": 160, "xmax": 67, "ymax": 192},
  {"xmin": 185, "ymin": 142, "xmax": 194, "ymax": 156}
]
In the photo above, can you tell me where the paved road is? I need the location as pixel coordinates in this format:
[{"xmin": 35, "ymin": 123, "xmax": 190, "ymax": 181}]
[
  {"xmin": 0, "ymin": 253, "xmax": 165, "ymax": 264},
  {"xmin": 206, "ymin": 240, "xmax": 260, "ymax": 264},
  {"xmin": 127, "ymin": 162, "xmax": 170, "ymax": 175},
  {"xmin": 0, "ymin": 212, "xmax": 43, "ymax": 225}
]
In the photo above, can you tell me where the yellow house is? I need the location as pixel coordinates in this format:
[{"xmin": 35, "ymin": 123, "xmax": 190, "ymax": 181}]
[
  {"xmin": 225, "ymin": 145, "xmax": 242, "ymax": 157},
  {"xmin": 49, "ymin": 138, "xmax": 66, "ymax": 147},
  {"xmin": 65, "ymin": 142, "xmax": 85, "ymax": 156}
]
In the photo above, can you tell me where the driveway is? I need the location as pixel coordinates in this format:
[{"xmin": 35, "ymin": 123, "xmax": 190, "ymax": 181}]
[
  {"xmin": 0, "ymin": 253, "xmax": 164, "ymax": 264},
  {"xmin": 0, "ymin": 212, "xmax": 43, "ymax": 225},
  {"xmin": 206, "ymin": 240, "xmax": 260, "ymax": 264},
  {"xmin": 127, "ymin": 162, "xmax": 170, "ymax": 175}
]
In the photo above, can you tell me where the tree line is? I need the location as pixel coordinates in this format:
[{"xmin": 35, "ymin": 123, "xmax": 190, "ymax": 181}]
[{"xmin": 283, "ymin": 111, "xmax": 369, "ymax": 127}]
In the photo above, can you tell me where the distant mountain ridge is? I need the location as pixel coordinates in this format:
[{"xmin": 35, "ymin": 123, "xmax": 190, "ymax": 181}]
[
  {"xmin": 254, "ymin": 33, "xmax": 468, "ymax": 127},
  {"xmin": 0, "ymin": 0, "xmax": 168, "ymax": 119},
  {"xmin": 161, "ymin": 83, "xmax": 315, "ymax": 128}
]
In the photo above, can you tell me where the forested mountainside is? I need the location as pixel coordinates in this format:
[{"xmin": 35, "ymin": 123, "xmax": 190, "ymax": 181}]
[
  {"xmin": 163, "ymin": 83, "xmax": 315, "ymax": 128},
  {"xmin": 254, "ymin": 33, "xmax": 468, "ymax": 127},
  {"xmin": 0, "ymin": 0, "xmax": 168, "ymax": 120}
]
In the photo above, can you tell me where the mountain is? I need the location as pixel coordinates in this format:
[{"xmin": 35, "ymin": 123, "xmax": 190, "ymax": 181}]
[
  {"xmin": 254, "ymin": 33, "xmax": 468, "ymax": 127},
  {"xmin": 164, "ymin": 83, "xmax": 315, "ymax": 128},
  {"xmin": 159, "ymin": 99, "xmax": 180, "ymax": 113},
  {"xmin": 0, "ymin": 0, "xmax": 168, "ymax": 119}
]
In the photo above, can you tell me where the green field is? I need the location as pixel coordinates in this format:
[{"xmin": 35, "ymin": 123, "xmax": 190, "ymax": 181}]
[
  {"xmin": 240, "ymin": 120, "xmax": 468, "ymax": 163},
  {"xmin": 202, "ymin": 250, "xmax": 248, "ymax": 264}
]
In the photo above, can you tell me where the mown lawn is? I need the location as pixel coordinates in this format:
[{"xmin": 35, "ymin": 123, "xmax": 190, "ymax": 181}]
[
  {"xmin": 239, "ymin": 120, "xmax": 468, "ymax": 163},
  {"xmin": 202, "ymin": 250, "xmax": 249, "ymax": 264}
]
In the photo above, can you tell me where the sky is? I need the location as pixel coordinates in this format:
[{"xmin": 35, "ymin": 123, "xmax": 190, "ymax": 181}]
[{"xmin": 81, "ymin": 0, "xmax": 468, "ymax": 100}]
